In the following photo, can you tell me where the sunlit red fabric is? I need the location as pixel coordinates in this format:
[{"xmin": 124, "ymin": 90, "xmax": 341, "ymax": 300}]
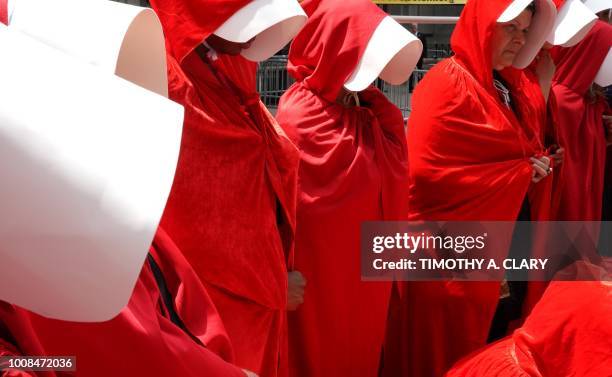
[
  {"xmin": 446, "ymin": 280, "xmax": 612, "ymax": 377},
  {"xmin": 383, "ymin": 0, "xmax": 552, "ymax": 376},
  {"xmin": 149, "ymin": 1, "xmax": 300, "ymax": 375},
  {"xmin": 275, "ymin": 0, "xmax": 410, "ymax": 375}
]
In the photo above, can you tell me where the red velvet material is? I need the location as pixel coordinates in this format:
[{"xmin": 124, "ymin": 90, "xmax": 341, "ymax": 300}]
[
  {"xmin": 550, "ymin": 21, "xmax": 612, "ymax": 221},
  {"xmin": 382, "ymin": 1, "xmax": 552, "ymax": 376},
  {"xmin": 0, "ymin": 229, "xmax": 245, "ymax": 377},
  {"xmin": 446, "ymin": 281, "xmax": 612, "ymax": 377},
  {"xmin": 275, "ymin": 0, "xmax": 410, "ymax": 376},
  {"xmin": 149, "ymin": 1, "xmax": 300, "ymax": 375}
]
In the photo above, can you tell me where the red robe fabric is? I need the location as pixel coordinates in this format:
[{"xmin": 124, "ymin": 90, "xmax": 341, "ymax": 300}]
[
  {"xmin": 550, "ymin": 20, "xmax": 612, "ymax": 221},
  {"xmin": 382, "ymin": 1, "xmax": 552, "ymax": 376},
  {"xmin": 275, "ymin": 1, "xmax": 410, "ymax": 376},
  {"xmin": 149, "ymin": 1, "xmax": 300, "ymax": 376},
  {"xmin": 446, "ymin": 280, "xmax": 612, "ymax": 377},
  {"xmin": 0, "ymin": 229, "xmax": 245, "ymax": 377}
]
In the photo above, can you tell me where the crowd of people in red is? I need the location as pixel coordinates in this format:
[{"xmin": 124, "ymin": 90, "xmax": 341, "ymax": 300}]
[{"xmin": 0, "ymin": 0, "xmax": 610, "ymax": 376}]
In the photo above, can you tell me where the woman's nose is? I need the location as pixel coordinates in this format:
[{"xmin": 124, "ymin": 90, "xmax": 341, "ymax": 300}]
[{"xmin": 513, "ymin": 30, "xmax": 527, "ymax": 46}]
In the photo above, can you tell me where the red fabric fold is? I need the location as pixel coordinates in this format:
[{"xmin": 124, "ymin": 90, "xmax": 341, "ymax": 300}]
[
  {"xmin": 276, "ymin": 1, "xmax": 410, "ymax": 376},
  {"xmin": 446, "ymin": 280, "xmax": 612, "ymax": 377},
  {"xmin": 0, "ymin": 229, "xmax": 245, "ymax": 377},
  {"xmin": 149, "ymin": 1, "xmax": 300, "ymax": 375},
  {"xmin": 382, "ymin": 1, "xmax": 552, "ymax": 376}
]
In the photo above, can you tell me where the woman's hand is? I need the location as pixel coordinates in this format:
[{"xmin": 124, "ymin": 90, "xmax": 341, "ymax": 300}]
[
  {"xmin": 287, "ymin": 271, "xmax": 306, "ymax": 311},
  {"xmin": 243, "ymin": 369, "xmax": 258, "ymax": 377},
  {"xmin": 531, "ymin": 155, "xmax": 552, "ymax": 183},
  {"xmin": 549, "ymin": 146, "xmax": 565, "ymax": 167}
]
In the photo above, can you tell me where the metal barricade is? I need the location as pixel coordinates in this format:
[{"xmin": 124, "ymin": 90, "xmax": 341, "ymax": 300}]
[
  {"xmin": 373, "ymin": 69, "xmax": 428, "ymax": 118},
  {"xmin": 257, "ymin": 55, "xmax": 294, "ymax": 109}
]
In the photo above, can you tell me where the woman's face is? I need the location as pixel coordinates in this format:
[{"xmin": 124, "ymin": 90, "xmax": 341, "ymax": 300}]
[{"xmin": 491, "ymin": 9, "xmax": 533, "ymax": 71}]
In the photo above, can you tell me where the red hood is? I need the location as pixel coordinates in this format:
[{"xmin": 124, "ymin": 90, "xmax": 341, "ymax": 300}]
[
  {"xmin": 287, "ymin": 0, "xmax": 386, "ymax": 103},
  {"xmin": 149, "ymin": 0, "xmax": 250, "ymax": 65},
  {"xmin": 451, "ymin": 0, "xmax": 523, "ymax": 96}
]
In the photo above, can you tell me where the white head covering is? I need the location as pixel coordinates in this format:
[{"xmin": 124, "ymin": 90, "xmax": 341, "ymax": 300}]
[
  {"xmin": 214, "ymin": 0, "xmax": 307, "ymax": 62},
  {"xmin": 547, "ymin": 0, "xmax": 598, "ymax": 46},
  {"xmin": 497, "ymin": 0, "xmax": 558, "ymax": 68},
  {"xmin": 0, "ymin": 0, "xmax": 183, "ymax": 322},
  {"xmin": 583, "ymin": 0, "xmax": 611, "ymax": 15},
  {"xmin": 10, "ymin": 0, "xmax": 169, "ymax": 97},
  {"xmin": 344, "ymin": 16, "xmax": 423, "ymax": 92}
]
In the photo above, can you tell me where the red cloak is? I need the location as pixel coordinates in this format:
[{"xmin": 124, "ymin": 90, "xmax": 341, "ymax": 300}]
[
  {"xmin": 275, "ymin": 0, "xmax": 410, "ymax": 375},
  {"xmin": 550, "ymin": 20, "xmax": 612, "ymax": 221},
  {"xmin": 0, "ymin": 228, "xmax": 245, "ymax": 377},
  {"xmin": 149, "ymin": 1, "xmax": 300, "ymax": 376},
  {"xmin": 382, "ymin": 1, "xmax": 553, "ymax": 376},
  {"xmin": 446, "ymin": 279, "xmax": 612, "ymax": 377}
]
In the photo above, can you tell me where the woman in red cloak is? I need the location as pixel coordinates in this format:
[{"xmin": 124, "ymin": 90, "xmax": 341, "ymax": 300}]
[
  {"xmin": 381, "ymin": 1, "xmax": 560, "ymax": 376},
  {"xmin": 275, "ymin": 0, "xmax": 422, "ymax": 375},
  {"xmin": 550, "ymin": 19, "xmax": 612, "ymax": 221},
  {"xmin": 148, "ymin": 1, "xmax": 306, "ymax": 376}
]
